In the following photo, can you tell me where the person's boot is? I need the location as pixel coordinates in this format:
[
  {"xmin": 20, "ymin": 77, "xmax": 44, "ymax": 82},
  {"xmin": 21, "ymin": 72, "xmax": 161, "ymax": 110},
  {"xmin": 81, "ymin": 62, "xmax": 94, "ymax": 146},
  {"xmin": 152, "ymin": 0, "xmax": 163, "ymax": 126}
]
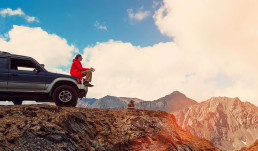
[{"xmin": 84, "ymin": 81, "xmax": 94, "ymax": 87}]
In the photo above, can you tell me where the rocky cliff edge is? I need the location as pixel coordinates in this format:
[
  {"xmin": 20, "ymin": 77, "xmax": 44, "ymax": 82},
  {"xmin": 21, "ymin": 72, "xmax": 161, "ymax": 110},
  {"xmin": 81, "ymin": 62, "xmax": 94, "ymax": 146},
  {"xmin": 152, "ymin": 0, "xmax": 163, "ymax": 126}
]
[{"xmin": 0, "ymin": 105, "xmax": 220, "ymax": 151}]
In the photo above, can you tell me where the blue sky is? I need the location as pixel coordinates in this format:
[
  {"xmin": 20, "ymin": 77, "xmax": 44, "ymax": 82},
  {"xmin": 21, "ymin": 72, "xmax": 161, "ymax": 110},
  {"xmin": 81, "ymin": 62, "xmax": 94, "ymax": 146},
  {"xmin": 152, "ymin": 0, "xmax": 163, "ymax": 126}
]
[{"xmin": 0, "ymin": 0, "xmax": 171, "ymax": 51}]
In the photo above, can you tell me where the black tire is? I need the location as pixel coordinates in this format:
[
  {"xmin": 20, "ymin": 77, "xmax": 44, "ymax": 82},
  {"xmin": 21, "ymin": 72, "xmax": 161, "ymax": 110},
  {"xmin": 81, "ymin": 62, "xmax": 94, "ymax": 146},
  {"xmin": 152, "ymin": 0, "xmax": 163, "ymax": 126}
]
[
  {"xmin": 53, "ymin": 85, "xmax": 78, "ymax": 107},
  {"xmin": 12, "ymin": 100, "xmax": 23, "ymax": 105}
]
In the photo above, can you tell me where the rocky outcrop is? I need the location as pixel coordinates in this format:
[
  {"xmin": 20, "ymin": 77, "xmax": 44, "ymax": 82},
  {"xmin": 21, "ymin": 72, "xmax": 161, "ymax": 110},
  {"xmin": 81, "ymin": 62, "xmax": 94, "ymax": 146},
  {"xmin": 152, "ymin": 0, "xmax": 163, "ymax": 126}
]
[
  {"xmin": 0, "ymin": 105, "xmax": 220, "ymax": 151},
  {"xmin": 136, "ymin": 91, "xmax": 198, "ymax": 113},
  {"xmin": 174, "ymin": 97, "xmax": 258, "ymax": 151}
]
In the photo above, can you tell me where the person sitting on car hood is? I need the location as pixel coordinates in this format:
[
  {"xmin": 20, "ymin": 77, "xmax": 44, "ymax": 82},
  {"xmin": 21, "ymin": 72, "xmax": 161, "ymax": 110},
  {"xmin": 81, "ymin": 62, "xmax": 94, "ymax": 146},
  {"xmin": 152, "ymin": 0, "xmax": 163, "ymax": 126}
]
[{"xmin": 70, "ymin": 54, "xmax": 95, "ymax": 87}]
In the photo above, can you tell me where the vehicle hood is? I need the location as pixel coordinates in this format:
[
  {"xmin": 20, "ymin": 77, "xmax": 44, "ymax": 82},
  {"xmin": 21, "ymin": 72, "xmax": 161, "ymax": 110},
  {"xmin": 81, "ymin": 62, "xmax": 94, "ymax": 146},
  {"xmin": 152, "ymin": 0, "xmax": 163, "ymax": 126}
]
[{"xmin": 46, "ymin": 72, "xmax": 77, "ymax": 80}]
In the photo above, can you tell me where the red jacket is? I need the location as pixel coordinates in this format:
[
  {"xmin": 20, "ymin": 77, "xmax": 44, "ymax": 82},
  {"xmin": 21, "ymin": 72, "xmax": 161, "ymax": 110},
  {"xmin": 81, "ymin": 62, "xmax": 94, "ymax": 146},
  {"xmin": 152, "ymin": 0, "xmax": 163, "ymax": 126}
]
[{"xmin": 70, "ymin": 59, "xmax": 89, "ymax": 79}]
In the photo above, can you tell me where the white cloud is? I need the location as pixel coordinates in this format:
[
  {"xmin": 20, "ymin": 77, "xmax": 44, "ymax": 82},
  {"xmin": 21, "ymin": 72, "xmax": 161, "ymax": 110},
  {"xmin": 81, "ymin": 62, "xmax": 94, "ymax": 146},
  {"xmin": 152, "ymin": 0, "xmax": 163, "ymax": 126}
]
[
  {"xmin": 94, "ymin": 21, "xmax": 108, "ymax": 31},
  {"xmin": 127, "ymin": 7, "xmax": 150, "ymax": 22},
  {"xmin": 25, "ymin": 16, "xmax": 39, "ymax": 22},
  {"xmin": 0, "ymin": 8, "xmax": 39, "ymax": 22},
  {"xmin": 0, "ymin": 8, "xmax": 24, "ymax": 16},
  {"xmin": 82, "ymin": 0, "xmax": 258, "ymax": 106},
  {"xmin": 82, "ymin": 40, "xmax": 184, "ymax": 100},
  {"xmin": 152, "ymin": 0, "xmax": 258, "ymax": 103},
  {"xmin": 0, "ymin": 25, "xmax": 77, "ymax": 72}
]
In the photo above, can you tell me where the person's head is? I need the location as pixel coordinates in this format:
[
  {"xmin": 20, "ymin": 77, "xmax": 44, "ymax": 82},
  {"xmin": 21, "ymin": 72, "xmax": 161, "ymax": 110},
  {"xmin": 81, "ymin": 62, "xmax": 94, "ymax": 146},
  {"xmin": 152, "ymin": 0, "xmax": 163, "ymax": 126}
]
[{"xmin": 75, "ymin": 54, "xmax": 83, "ymax": 61}]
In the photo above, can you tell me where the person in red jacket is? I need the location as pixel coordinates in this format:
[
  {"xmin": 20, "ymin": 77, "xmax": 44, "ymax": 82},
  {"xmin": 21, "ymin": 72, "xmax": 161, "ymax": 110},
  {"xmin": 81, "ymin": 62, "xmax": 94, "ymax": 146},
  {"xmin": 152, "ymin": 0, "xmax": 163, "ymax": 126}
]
[{"xmin": 70, "ymin": 54, "xmax": 95, "ymax": 87}]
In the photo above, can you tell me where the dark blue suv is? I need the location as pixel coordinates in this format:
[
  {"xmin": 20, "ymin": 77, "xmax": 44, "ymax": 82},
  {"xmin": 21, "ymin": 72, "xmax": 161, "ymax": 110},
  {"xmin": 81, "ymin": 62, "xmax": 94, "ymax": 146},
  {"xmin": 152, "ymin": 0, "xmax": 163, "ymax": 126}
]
[{"xmin": 0, "ymin": 51, "xmax": 88, "ymax": 106}]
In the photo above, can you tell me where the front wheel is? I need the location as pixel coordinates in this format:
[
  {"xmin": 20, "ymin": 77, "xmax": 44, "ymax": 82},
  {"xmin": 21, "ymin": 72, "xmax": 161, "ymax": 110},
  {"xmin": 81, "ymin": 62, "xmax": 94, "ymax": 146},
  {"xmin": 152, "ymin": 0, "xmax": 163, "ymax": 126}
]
[{"xmin": 53, "ymin": 85, "xmax": 78, "ymax": 107}]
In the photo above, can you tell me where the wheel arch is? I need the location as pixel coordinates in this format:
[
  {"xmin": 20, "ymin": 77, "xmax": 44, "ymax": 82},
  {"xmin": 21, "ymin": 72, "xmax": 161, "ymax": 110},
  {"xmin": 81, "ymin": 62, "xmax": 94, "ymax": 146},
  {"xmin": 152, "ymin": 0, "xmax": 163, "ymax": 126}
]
[{"xmin": 50, "ymin": 80, "xmax": 79, "ymax": 97}]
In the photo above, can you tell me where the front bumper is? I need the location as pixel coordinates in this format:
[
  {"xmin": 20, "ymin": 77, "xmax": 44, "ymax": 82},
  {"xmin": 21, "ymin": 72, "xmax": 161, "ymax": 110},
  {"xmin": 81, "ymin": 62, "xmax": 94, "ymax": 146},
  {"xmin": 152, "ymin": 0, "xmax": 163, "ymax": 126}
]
[
  {"xmin": 77, "ymin": 84, "xmax": 88, "ymax": 91},
  {"xmin": 77, "ymin": 84, "xmax": 88, "ymax": 98}
]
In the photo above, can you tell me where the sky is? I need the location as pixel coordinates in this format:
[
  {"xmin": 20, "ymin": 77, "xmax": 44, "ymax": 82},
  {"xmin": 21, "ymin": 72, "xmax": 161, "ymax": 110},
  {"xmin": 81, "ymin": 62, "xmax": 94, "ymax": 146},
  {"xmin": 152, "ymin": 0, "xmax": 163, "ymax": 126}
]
[
  {"xmin": 0, "ymin": 0, "xmax": 258, "ymax": 106},
  {"xmin": 0, "ymin": 0, "xmax": 170, "ymax": 50}
]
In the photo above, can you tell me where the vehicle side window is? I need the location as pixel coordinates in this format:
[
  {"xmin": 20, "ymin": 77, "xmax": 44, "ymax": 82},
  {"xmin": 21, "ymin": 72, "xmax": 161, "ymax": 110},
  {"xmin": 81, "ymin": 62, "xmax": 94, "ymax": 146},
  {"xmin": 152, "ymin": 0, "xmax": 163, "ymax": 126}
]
[
  {"xmin": 0, "ymin": 58, "xmax": 8, "ymax": 69},
  {"xmin": 10, "ymin": 58, "xmax": 37, "ymax": 72}
]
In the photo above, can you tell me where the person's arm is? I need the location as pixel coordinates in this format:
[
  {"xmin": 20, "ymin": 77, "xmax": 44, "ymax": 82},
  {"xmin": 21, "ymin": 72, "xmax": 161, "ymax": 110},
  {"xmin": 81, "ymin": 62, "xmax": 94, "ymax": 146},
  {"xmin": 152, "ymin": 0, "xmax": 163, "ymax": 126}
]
[{"xmin": 73, "ymin": 62, "xmax": 89, "ymax": 71}]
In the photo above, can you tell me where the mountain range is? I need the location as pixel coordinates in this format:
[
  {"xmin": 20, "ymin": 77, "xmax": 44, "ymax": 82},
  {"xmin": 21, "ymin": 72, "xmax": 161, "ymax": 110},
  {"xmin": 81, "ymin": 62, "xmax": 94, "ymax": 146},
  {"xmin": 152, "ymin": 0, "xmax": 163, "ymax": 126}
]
[
  {"xmin": 86, "ymin": 95, "xmax": 143, "ymax": 109},
  {"xmin": 79, "ymin": 91, "xmax": 258, "ymax": 150},
  {"xmin": 76, "ymin": 98, "xmax": 98, "ymax": 108},
  {"xmin": 83, "ymin": 91, "xmax": 196, "ymax": 113},
  {"xmin": 174, "ymin": 97, "xmax": 258, "ymax": 150},
  {"xmin": 135, "ymin": 91, "xmax": 197, "ymax": 113}
]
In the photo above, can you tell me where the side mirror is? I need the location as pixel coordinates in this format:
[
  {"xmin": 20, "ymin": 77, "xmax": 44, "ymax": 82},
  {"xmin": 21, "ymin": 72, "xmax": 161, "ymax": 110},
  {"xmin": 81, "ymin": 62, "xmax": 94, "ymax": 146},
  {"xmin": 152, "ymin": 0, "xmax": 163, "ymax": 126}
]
[
  {"xmin": 35, "ymin": 66, "xmax": 41, "ymax": 72},
  {"xmin": 40, "ymin": 64, "xmax": 45, "ymax": 68}
]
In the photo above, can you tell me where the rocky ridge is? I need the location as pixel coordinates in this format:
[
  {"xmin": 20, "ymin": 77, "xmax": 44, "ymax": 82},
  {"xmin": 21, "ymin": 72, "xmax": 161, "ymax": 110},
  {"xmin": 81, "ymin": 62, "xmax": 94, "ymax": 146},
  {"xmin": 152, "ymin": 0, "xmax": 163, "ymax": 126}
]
[{"xmin": 0, "ymin": 104, "xmax": 220, "ymax": 151}]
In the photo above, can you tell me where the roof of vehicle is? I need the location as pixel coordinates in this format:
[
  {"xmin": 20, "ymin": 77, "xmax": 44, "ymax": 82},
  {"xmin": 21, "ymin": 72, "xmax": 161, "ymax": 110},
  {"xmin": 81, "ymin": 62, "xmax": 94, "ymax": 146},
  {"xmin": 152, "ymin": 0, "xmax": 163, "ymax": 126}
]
[
  {"xmin": 0, "ymin": 51, "xmax": 47, "ymax": 71},
  {"xmin": 0, "ymin": 51, "xmax": 34, "ymax": 60}
]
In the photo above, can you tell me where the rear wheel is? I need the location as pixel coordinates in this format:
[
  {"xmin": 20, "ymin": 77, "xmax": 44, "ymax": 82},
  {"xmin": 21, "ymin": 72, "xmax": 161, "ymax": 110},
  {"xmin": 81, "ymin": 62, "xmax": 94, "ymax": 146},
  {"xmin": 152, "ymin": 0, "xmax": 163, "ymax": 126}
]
[
  {"xmin": 12, "ymin": 100, "xmax": 23, "ymax": 105},
  {"xmin": 53, "ymin": 85, "xmax": 78, "ymax": 107}
]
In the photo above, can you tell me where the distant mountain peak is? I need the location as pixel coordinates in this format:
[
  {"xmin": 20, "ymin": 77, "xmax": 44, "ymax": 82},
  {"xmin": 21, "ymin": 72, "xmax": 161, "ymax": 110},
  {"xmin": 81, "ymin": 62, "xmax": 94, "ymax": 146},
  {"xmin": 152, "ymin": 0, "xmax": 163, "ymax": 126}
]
[
  {"xmin": 169, "ymin": 90, "xmax": 185, "ymax": 96},
  {"xmin": 155, "ymin": 91, "xmax": 187, "ymax": 102},
  {"xmin": 104, "ymin": 95, "xmax": 113, "ymax": 97},
  {"xmin": 102, "ymin": 95, "xmax": 117, "ymax": 99},
  {"xmin": 137, "ymin": 91, "xmax": 197, "ymax": 113},
  {"xmin": 172, "ymin": 90, "xmax": 183, "ymax": 94},
  {"xmin": 205, "ymin": 96, "xmax": 243, "ymax": 109},
  {"xmin": 208, "ymin": 96, "xmax": 240, "ymax": 102},
  {"xmin": 174, "ymin": 97, "xmax": 258, "ymax": 150}
]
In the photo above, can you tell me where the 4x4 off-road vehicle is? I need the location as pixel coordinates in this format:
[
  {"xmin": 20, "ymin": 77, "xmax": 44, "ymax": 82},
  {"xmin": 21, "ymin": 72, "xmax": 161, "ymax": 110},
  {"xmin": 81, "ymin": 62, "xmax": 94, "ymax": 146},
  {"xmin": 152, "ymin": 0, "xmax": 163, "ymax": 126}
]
[{"xmin": 0, "ymin": 51, "xmax": 88, "ymax": 106}]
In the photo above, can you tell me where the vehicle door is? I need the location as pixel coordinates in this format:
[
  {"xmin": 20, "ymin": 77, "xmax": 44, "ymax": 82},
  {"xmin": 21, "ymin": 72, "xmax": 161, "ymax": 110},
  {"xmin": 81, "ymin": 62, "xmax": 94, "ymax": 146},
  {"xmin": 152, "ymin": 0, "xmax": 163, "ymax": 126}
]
[
  {"xmin": 0, "ymin": 57, "xmax": 9, "ymax": 90},
  {"xmin": 8, "ymin": 57, "xmax": 46, "ymax": 92}
]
